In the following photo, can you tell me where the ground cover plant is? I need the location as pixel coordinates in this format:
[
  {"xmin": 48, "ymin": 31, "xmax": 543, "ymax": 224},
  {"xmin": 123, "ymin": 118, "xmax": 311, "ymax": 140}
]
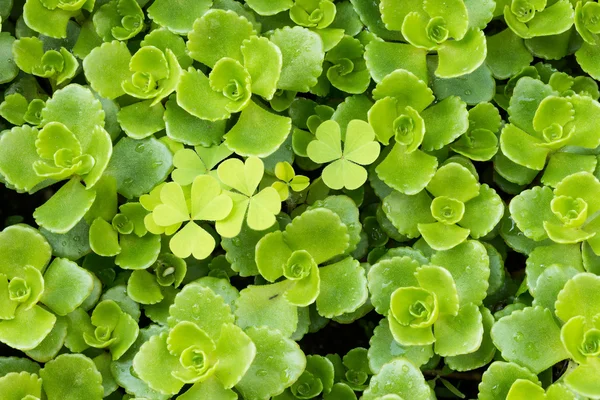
[{"xmin": 0, "ymin": 0, "xmax": 600, "ymax": 399}]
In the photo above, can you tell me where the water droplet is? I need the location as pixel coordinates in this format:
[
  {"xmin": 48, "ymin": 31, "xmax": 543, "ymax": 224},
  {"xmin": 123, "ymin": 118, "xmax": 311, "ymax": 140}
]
[
  {"xmin": 384, "ymin": 383, "xmax": 394, "ymax": 391},
  {"xmin": 513, "ymin": 332, "xmax": 524, "ymax": 342},
  {"xmin": 61, "ymin": 241, "xmax": 68, "ymax": 247},
  {"xmin": 153, "ymin": 161, "xmax": 163, "ymax": 168},
  {"xmin": 492, "ymin": 384, "xmax": 500, "ymax": 393},
  {"xmin": 232, "ymin": 237, "xmax": 242, "ymax": 246},
  {"xmin": 124, "ymin": 178, "xmax": 134, "ymax": 185},
  {"xmin": 73, "ymin": 236, "xmax": 80, "ymax": 242},
  {"xmin": 402, "ymin": 365, "xmax": 409, "ymax": 373},
  {"xmin": 256, "ymin": 369, "xmax": 268, "ymax": 377},
  {"xmin": 464, "ymin": 89, "xmax": 472, "ymax": 95},
  {"xmin": 135, "ymin": 143, "xmax": 145, "ymax": 153}
]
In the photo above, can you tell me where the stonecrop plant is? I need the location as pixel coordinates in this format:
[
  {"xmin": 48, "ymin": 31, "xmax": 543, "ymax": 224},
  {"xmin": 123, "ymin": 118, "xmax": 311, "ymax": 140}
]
[{"xmin": 1, "ymin": 0, "xmax": 600, "ymax": 399}]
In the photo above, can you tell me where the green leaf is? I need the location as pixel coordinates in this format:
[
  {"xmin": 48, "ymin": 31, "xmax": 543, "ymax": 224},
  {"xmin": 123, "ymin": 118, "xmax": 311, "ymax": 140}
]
[
  {"xmin": 376, "ymin": 145, "xmax": 438, "ymax": 195},
  {"xmin": 224, "ymin": 100, "xmax": 292, "ymax": 157},
  {"xmin": 40, "ymin": 354, "xmax": 103, "ymax": 400},
  {"xmin": 23, "ymin": 0, "xmax": 78, "ymax": 38},
  {"xmin": 0, "ymin": 372, "xmax": 43, "ymax": 399},
  {"xmin": 564, "ymin": 358, "xmax": 600, "ymax": 398},
  {"xmin": 362, "ymin": 359, "xmax": 432, "ymax": 400},
  {"xmin": 33, "ymin": 179, "xmax": 96, "ymax": 234},
  {"xmin": 89, "ymin": 217, "xmax": 120, "ymax": 257},
  {"xmin": 117, "ymin": 100, "xmax": 165, "ymax": 140},
  {"xmin": 382, "ymin": 190, "xmax": 434, "ymax": 238},
  {"xmin": 415, "ymin": 265, "xmax": 459, "ymax": 316},
  {"xmin": 509, "ymin": 186, "xmax": 556, "ymax": 241},
  {"xmin": 246, "ymin": 0, "xmax": 292, "ymax": 15},
  {"xmin": 168, "ymin": 284, "xmax": 234, "ymax": 340},
  {"xmin": 164, "ymin": 95, "xmax": 227, "ymax": 147},
  {"xmin": 235, "ymin": 281, "xmax": 298, "ymax": 337},
  {"xmin": 0, "ymin": 125, "xmax": 46, "ymax": 192},
  {"xmin": 127, "ymin": 269, "xmax": 163, "ymax": 305},
  {"xmin": 104, "ymin": 136, "xmax": 173, "ymax": 199},
  {"xmin": 368, "ymin": 318, "xmax": 434, "ymax": 374},
  {"xmin": 555, "ymin": 272, "xmax": 600, "ymax": 322},
  {"xmin": 179, "ymin": 377, "xmax": 238, "ymax": 400},
  {"xmin": 491, "ymin": 306, "xmax": 569, "ymax": 373},
  {"xmin": 0, "ymin": 306, "xmax": 56, "ymax": 351},
  {"xmin": 83, "ymin": 41, "xmax": 132, "ymax": 100},
  {"xmin": 486, "ymin": 28, "xmax": 534, "ymax": 79},
  {"xmin": 504, "ymin": 0, "xmax": 575, "ymax": 39},
  {"xmin": 115, "ymin": 233, "xmax": 161, "ymax": 270},
  {"xmin": 214, "ymin": 323, "xmax": 256, "ymax": 388},
  {"xmin": 284, "ymin": 208, "xmax": 350, "ymax": 263},
  {"xmin": 241, "ymin": 36, "xmax": 283, "ymax": 100},
  {"xmin": 541, "ymin": 153, "xmax": 597, "ymax": 188},
  {"xmin": 188, "ymin": 9, "xmax": 256, "ymax": 68},
  {"xmin": 270, "ymin": 26, "xmax": 325, "ymax": 92},
  {"xmin": 436, "ymin": 29, "xmax": 487, "ymax": 78},
  {"xmin": 364, "ymin": 40, "xmax": 428, "ymax": 84},
  {"xmin": 0, "ymin": 224, "xmax": 51, "ymax": 277},
  {"xmin": 148, "ymin": 0, "xmax": 212, "ymax": 34},
  {"xmin": 430, "ymin": 240, "xmax": 490, "ymax": 306},
  {"xmin": 132, "ymin": 332, "xmax": 184, "ymax": 395},
  {"xmin": 236, "ymin": 327, "xmax": 305, "ymax": 399},
  {"xmin": 40, "ymin": 257, "xmax": 94, "ymax": 315},
  {"xmin": 0, "ymin": 33, "xmax": 18, "ymax": 84},
  {"xmin": 460, "ymin": 184, "xmax": 504, "ymax": 238},
  {"xmin": 478, "ymin": 361, "xmax": 540, "ymax": 400},
  {"xmin": 434, "ymin": 304, "xmax": 483, "ymax": 356},
  {"xmin": 368, "ymin": 256, "xmax": 420, "ymax": 315},
  {"xmin": 446, "ymin": 307, "xmax": 496, "ymax": 371},
  {"xmin": 317, "ymin": 257, "xmax": 368, "ymax": 318}
]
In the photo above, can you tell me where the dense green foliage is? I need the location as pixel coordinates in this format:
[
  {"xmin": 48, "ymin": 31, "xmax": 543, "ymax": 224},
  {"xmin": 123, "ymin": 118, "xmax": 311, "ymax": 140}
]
[{"xmin": 0, "ymin": 0, "xmax": 599, "ymax": 399}]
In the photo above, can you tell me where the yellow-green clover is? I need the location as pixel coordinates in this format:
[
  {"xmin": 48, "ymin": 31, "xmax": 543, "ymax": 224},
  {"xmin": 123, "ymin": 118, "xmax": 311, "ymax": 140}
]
[{"xmin": 307, "ymin": 119, "xmax": 380, "ymax": 191}]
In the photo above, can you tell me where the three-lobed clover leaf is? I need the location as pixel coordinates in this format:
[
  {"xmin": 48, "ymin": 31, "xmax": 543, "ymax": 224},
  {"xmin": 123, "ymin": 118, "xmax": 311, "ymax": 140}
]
[
  {"xmin": 307, "ymin": 119, "xmax": 380, "ymax": 190},
  {"xmin": 144, "ymin": 174, "xmax": 233, "ymax": 259},
  {"xmin": 216, "ymin": 156, "xmax": 282, "ymax": 238},
  {"xmin": 272, "ymin": 161, "xmax": 310, "ymax": 201}
]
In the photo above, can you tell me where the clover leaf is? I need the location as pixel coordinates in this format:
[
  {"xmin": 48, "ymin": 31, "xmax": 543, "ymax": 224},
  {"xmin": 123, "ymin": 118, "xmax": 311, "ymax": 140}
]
[
  {"xmin": 272, "ymin": 161, "xmax": 310, "ymax": 201},
  {"xmin": 216, "ymin": 156, "xmax": 281, "ymax": 238},
  {"xmin": 307, "ymin": 119, "xmax": 380, "ymax": 190},
  {"xmin": 145, "ymin": 175, "xmax": 233, "ymax": 259}
]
